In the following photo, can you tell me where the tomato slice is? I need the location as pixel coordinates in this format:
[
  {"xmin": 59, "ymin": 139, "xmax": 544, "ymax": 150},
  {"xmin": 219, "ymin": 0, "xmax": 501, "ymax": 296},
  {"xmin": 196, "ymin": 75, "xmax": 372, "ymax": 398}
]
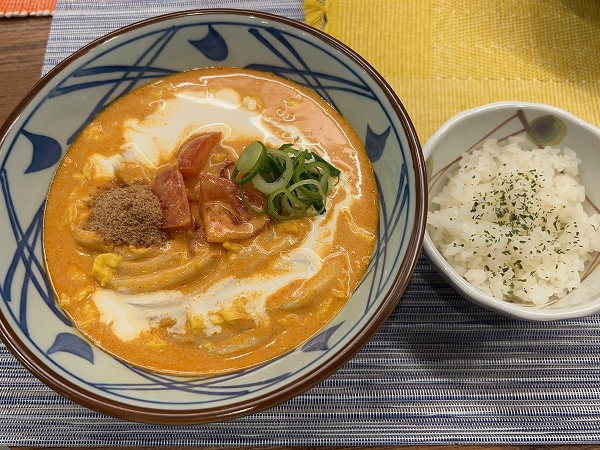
[
  {"xmin": 191, "ymin": 173, "xmax": 269, "ymax": 242},
  {"xmin": 178, "ymin": 131, "xmax": 222, "ymax": 178},
  {"xmin": 191, "ymin": 173, "xmax": 264, "ymax": 217},
  {"xmin": 152, "ymin": 166, "xmax": 192, "ymax": 230}
]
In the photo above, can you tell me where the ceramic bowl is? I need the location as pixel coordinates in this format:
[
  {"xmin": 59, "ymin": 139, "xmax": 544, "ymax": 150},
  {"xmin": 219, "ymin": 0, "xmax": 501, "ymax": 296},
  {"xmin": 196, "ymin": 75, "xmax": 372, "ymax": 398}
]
[
  {"xmin": 422, "ymin": 101, "xmax": 600, "ymax": 321},
  {"xmin": 0, "ymin": 9, "xmax": 426, "ymax": 423}
]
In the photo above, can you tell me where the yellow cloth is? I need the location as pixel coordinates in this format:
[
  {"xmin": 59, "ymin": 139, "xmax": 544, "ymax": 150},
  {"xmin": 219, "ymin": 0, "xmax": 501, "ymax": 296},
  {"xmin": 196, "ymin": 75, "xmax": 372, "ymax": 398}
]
[{"xmin": 304, "ymin": 0, "xmax": 600, "ymax": 144}]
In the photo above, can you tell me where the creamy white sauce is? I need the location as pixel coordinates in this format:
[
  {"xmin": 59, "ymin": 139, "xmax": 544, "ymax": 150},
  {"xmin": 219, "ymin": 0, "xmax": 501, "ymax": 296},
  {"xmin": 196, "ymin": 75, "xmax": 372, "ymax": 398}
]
[
  {"xmin": 91, "ymin": 87, "xmax": 329, "ymax": 177},
  {"xmin": 93, "ymin": 246, "xmax": 323, "ymax": 341},
  {"xmin": 88, "ymin": 85, "xmax": 360, "ymax": 342}
]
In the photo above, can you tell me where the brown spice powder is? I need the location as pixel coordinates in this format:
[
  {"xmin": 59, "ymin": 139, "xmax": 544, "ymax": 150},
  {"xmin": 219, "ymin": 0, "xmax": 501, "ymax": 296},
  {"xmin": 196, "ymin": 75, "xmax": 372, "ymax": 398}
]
[{"xmin": 84, "ymin": 184, "xmax": 166, "ymax": 247}]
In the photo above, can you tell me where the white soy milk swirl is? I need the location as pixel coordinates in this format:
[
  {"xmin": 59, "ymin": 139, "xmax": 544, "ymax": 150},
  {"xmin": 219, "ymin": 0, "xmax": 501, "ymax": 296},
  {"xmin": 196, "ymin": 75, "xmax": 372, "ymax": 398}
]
[
  {"xmin": 91, "ymin": 87, "xmax": 326, "ymax": 176},
  {"xmin": 93, "ymin": 247, "xmax": 323, "ymax": 341},
  {"xmin": 89, "ymin": 86, "xmax": 357, "ymax": 341}
]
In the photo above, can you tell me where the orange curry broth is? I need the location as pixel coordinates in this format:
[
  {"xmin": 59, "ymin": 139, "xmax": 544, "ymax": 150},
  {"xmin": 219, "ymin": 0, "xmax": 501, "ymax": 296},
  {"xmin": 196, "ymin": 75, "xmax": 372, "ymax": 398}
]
[{"xmin": 43, "ymin": 67, "xmax": 379, "ymax": 376}]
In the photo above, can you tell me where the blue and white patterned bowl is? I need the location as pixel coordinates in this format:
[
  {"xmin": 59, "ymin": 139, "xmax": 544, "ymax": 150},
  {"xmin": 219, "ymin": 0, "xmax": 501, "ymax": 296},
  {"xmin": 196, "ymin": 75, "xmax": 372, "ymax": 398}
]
[{"xmin": 0, "ymin": 9, "xmax": 426, "ymax": 423}]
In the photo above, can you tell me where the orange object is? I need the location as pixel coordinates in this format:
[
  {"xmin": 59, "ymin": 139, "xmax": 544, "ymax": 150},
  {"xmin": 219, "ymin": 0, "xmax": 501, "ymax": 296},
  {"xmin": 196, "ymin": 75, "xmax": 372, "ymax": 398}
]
[{"xmin": 0, "ymin": 0, "xmax": 57, "ymax": 17}]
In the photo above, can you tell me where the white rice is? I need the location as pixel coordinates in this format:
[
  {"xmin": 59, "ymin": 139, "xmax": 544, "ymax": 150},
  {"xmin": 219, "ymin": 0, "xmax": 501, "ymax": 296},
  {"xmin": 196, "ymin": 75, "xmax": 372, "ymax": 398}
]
[{"xmin": 428, "ymin": 137, "xmax": 600, "ymax": 305}]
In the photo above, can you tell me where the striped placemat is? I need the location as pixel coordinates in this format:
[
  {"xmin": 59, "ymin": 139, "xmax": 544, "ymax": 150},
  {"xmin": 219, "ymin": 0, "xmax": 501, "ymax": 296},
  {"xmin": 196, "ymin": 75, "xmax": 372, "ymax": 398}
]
[{"xmin": 2, "ymin": 0, "xmax": 600, "ymax": 446}]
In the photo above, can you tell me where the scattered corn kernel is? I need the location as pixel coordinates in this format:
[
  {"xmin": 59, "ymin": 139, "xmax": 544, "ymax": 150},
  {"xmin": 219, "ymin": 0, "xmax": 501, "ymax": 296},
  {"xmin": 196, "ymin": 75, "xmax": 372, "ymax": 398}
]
[
  {"xmin": 220, "ymin": 298, "xmax": 249, "ymax": 322},
  {"xmin": 286, "ymin": 98, "xmax": 303, "ymax": 108},
  {"xmin": 74, "ymin": 160, "xmax": 93, "ymax": 181},
  {"xmin": 79, "ymin": 303, "xmax": 98, "ymax": 327},
  {"xmin": 187, "ymin": 312, "xmax": 206, "ymax": 330},
  {"xmin": 75, "ymin": 287, "xmax": 95, "ymax": 303},
  {"xmin": 223, "ymin": 241, "xmax": 243, "ymax": 252},
  {"xmin": 128, "ymin": 245, "xmax": 149, "ymax": 255},
  {"xmin": 211, "ymin": 152, "xmax": 227, "ymax": 163},
  {"xmin": 69, "ymin": 266, "xmax": 88, "ymax": 281},
  {"xmin": 208, "ymin": 314, "xmax": 224, "ymax": 325},
  {"xmin": 146, "ymin": 338, "xmax": 166, "ymax": 350},
  {"xmin": 278, "ymin": 221, "xmax": 300, "ymax": 234},
  {"xmin": 221, "ymin": 308, "xmax": 246, "ymax": 322},
  {"xmin": 58, "ymin": 293, "xmax": 70, "ymax": 307},
  {"xmin": 233, "ymin": 297, "xmax": 247, "ymax": 308},
  {"xmin": 92, "ymin": 253, "xmax": 122, "ymax": 287}
]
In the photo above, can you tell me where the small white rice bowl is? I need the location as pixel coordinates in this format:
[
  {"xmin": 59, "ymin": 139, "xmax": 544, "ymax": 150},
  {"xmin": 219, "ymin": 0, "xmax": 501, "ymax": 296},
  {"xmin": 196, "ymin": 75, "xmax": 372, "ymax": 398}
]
[
  {"xmin": 423, "ymin": 102, "xmax": 600, "ymax": 321},
  {"xmin": 428, "ymin": 137, "xmax": 600, "ymax": 306}
]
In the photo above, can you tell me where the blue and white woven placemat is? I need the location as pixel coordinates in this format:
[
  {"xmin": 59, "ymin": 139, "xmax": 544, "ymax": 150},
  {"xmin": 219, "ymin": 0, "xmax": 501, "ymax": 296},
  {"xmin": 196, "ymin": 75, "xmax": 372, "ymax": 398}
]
[{"xmin": 2, "ymin": 0, "xmax": 600, "ymax": 445}]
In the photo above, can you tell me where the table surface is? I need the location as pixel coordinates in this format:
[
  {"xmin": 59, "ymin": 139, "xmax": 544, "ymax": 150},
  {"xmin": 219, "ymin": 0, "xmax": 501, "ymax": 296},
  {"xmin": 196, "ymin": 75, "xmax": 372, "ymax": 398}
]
[{"xmin": 0, "ymin": 15, "xmax": 598, "ymax": 450}]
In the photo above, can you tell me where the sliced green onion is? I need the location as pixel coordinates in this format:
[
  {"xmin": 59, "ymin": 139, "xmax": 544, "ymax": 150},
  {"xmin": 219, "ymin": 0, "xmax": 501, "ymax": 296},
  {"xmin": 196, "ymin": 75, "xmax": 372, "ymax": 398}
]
[
  {"xmin": 236, "ymin": 141, "xmax": 265, "ymax": 173},
  {"xmin": 251, "ymin": 149, "xmax": 293, "ymax": 194},
  {"xmin": 231, "ymin": 141, "xmax": 341, "ymax": 221},
  {"xmin": 232, "ymin": 141, "xmax": 267, "ymax": 185},
  {"xmin": 268, "ymin": 187, "xmax": 306, "ymax": 221},
  {"xmin": 294, "ymin": 161, "xmax": 331, "ymax": 196},
  {"xmin": 289, "ymin": 179, "xmax": 326, "ymax": 216}
]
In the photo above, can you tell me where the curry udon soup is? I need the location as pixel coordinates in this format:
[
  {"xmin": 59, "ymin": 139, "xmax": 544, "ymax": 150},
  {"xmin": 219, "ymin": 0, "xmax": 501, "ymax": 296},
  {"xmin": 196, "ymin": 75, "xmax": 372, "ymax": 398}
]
[{"xmin": 43, "ymin": 67, "xmax": 379, "ymax": 376}]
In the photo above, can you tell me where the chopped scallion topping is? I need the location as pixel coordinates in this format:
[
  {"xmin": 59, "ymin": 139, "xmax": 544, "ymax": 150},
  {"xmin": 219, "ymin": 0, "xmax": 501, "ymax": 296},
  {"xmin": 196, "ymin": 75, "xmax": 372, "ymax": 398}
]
[{"xmin": 232, "ymin": 141, "xmax": 340, "ymax": 220}]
